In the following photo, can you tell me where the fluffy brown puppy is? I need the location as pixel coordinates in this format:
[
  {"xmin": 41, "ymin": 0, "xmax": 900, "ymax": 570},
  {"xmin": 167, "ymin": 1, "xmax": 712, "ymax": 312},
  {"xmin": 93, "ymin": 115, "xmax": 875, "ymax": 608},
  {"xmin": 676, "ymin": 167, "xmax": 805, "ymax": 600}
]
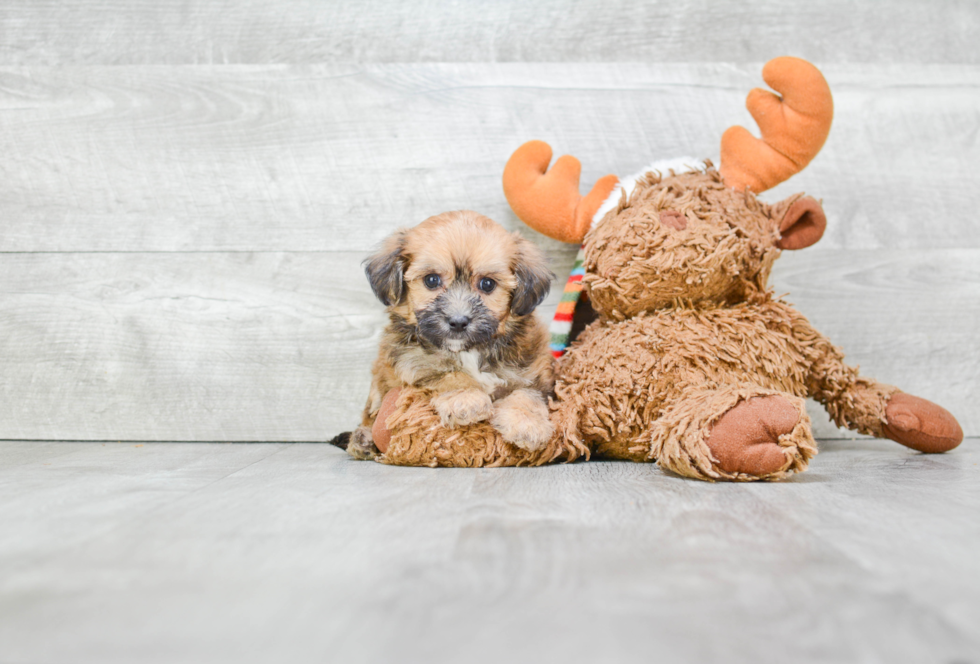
[{"xmin": 343, "ymin": 210, "xmax": 555, "ymax": 460}]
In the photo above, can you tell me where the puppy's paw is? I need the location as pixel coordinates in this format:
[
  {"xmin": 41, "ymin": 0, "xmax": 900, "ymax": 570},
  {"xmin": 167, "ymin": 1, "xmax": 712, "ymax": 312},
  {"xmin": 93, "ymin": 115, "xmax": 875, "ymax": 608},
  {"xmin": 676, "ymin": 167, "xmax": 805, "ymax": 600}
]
[
  {"xmin": 491, "ymin": 389, "xmax": 554, "ymax": 451},
  {"xmin": 432, "ymin": 388, "xmax": 494, "ymax": 428},
  {"xmin": 347, "ymin": 426, "xmax": 380, "ymax": 460}
]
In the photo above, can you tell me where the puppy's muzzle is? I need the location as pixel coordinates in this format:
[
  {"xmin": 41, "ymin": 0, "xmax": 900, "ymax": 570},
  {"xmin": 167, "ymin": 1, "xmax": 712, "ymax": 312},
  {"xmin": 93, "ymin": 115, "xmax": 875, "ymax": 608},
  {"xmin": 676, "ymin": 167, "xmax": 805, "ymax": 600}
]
[{"xmin": 417, "ymin": 286, "xmax": 497, "ymax": 351}]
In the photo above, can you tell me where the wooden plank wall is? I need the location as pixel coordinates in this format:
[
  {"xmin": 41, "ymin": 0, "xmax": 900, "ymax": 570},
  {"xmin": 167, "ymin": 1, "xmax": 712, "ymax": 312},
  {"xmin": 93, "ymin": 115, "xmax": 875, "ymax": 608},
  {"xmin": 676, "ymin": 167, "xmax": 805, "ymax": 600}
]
[{"xmin": 0, "ymin": 1, "xmax": 977, "ymax": 441}]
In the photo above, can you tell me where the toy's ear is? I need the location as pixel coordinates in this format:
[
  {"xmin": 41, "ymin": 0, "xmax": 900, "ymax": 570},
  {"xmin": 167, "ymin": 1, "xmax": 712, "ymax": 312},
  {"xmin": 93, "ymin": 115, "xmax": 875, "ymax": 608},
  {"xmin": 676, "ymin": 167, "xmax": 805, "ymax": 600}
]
[
  {"xmin": 510, "ymin": 234, "xmax": 554, "ymax": 316},
  {"xmin": 776, "ymin": 195, "xmax": 826, "ymax": 250},
  {"xmin": 363, "ymin": 231, "xmax": 408, "ymax": 306}
]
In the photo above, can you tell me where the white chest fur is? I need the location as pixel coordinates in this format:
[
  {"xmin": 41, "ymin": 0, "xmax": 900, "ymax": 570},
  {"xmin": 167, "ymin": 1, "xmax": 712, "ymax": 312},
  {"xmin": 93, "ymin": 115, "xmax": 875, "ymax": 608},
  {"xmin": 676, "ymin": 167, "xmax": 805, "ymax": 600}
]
[
  {"xmin": 393, "ymin": 345, "xmax": 526, "ymax": 395},
  {"xmin": 457, "ymin": 350, "xmax": 507, "ymax": 393}
]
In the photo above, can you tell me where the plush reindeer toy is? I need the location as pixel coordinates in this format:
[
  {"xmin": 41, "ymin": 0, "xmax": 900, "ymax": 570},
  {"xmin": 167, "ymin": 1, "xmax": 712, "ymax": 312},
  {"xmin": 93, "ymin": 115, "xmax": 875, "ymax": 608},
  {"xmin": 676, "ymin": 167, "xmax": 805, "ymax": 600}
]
[{"xmin": 502, "ymin": 56, "xmax": 963, "ymax": 481}]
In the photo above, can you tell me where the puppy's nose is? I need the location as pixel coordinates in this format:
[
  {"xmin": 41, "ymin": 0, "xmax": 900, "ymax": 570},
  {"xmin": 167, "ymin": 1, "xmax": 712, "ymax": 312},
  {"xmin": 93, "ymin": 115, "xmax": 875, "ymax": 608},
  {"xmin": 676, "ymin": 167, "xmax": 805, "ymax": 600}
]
[{"xmin": 447, "ymin": 315, "xmax": 471, "ymax": 331}]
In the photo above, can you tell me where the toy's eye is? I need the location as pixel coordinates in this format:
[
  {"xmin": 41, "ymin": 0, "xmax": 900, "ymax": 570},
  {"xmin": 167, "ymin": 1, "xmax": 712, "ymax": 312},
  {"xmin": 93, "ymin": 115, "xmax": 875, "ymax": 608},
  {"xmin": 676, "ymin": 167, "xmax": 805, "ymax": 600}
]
[
  {"xmin": 423, "ymin": 274, "xmax": 442, "ymax": 290},
  {"xmin": 478, "ymin": 277, "xmax": 496, "ymax": 294}
]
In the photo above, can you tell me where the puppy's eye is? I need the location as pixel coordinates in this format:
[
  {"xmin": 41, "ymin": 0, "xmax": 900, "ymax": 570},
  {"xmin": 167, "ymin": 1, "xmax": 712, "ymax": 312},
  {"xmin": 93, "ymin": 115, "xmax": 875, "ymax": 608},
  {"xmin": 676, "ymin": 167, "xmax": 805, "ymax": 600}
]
[
  {"xmin": 478, "ymin": 277, "xmax": 496, "ymax": 294},
  {"xmin": 423, "ymin": 274, "xmax": 442, "ymax": 290}
]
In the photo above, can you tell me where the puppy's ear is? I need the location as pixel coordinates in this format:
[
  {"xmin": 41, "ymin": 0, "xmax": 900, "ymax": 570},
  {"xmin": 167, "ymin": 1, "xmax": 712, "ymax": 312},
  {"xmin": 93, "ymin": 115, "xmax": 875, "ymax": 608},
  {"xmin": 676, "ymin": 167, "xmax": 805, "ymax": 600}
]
[
  {"xmin": 364, "ymin": 231, "xmax": 408, "ymax": 306},
  {"xmin": 510, "ymin": 235, "xmax": 554, "ymax": 316}
]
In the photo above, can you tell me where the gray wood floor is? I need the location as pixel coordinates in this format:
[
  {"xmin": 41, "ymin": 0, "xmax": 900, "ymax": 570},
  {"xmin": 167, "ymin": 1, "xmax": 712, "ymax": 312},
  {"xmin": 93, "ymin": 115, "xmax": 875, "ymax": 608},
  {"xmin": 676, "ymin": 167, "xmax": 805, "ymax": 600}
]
[
  {"xmin": 1, "ymin": 1, "xmax": 978, "ymax": 662},
  {"xmin": 2, "ymin": 440, "xmax": 979, "ymax": 664}
]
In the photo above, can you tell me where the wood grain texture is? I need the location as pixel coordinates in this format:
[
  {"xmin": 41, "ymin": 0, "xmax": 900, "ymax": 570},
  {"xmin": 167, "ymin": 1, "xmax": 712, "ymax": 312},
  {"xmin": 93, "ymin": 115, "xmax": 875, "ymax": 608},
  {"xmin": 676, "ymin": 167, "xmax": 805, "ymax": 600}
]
[
  {"xmin": 0, "ymin": 0, "xmax": 977, "ymax": 66},
  {"xmin": 1, "ymin": 4, "xmax": 976, "ymax": 662},
  {"xmin": 1, "ymin": 64, "xmax": 978, "ymax": 253},
  {"xmin": 1, "ymin": 440, "xmax": 978, "ymax": 663},
  {"xmin": 0, "ymin": 249, "xmax": 975, "ymax": 441},
  {"xmin": 0, "ymin": 250, "xmax": 565, "ymax": 441}
]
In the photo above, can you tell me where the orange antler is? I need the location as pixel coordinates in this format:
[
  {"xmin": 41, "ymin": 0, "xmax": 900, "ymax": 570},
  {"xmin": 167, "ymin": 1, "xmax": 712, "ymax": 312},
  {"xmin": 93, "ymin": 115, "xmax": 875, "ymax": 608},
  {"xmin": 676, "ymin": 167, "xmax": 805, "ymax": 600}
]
[
  {"xmin": 720, "ymin": 57, "xmax": 833, "ymax": 194},
  {"xmin": 502, "ymin": 141, "xmax": 619, "ymax": 244}
]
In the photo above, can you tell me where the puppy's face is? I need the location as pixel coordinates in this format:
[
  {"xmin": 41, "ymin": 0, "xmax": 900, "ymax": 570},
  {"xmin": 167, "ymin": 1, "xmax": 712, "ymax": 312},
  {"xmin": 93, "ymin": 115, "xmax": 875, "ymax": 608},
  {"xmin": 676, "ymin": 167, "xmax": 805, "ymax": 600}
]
[{"xmin": 365, "ymin": 211, "xmax": 552, "ymax": 352}]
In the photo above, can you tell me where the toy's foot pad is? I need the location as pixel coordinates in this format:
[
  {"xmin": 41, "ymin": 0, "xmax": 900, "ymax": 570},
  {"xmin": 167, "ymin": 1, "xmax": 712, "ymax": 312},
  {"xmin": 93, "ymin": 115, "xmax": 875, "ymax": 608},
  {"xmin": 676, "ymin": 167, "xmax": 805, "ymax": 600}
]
[
  {"xmin": 883, "ymin": 393, "xmax": 963, "ymax": 453},
  {"xmin": 371, "ymin": 388, "xmax": 402, "ymax": 454},
  {"xmin": 706, "ymin": 395, "xmax": 800, "ymax": 476}
]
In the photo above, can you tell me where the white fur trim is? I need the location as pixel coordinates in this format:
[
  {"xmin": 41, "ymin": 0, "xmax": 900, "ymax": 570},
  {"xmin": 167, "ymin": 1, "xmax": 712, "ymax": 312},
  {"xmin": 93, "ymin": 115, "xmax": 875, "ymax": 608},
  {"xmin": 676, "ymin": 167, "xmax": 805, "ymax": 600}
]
[{"xmin": 591, "ymin": 156, "xmax": 707, "ymax": 228}]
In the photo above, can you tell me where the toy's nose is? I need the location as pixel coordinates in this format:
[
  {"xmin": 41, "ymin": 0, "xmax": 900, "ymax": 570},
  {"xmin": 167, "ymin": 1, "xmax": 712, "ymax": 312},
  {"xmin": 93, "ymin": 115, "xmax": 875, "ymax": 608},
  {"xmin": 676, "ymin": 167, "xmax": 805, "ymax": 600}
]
[
  {"xmin": 448, "ymin": 315, "xmax": 471, "ymax": 331},
  {"xmin": 660, "ymin": 209, "xmax": 687, "ymax": 230}
]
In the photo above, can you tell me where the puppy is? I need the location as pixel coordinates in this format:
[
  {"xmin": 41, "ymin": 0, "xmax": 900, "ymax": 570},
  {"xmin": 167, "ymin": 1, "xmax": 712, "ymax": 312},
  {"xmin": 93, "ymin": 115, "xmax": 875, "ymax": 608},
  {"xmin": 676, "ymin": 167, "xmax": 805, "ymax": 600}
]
[{"xmin": 345, "ymin": 210, "xmax": 555, "ymax": 459}]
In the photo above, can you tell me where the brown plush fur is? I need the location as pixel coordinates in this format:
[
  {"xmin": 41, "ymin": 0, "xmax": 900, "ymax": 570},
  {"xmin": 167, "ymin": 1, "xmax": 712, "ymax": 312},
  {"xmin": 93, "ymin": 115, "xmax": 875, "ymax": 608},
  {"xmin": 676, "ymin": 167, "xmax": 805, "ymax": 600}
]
[
  {"xmin": 349, "ymin": 210, "xmax": 560, "ymax": 463},
  {"xmin": 549, "ymin": 164, "xmax": 901, "ymax": 481},
  {"xmin": 584, "ymin": 168, "xmax": 781, "ymax": 318},
  {"xmin": 377, "ymin": 387, "xmax": 587, "ymax": 467},
  {"xmin": 478, "ymin": 58, "xmax": 962, "ymax": 479}
]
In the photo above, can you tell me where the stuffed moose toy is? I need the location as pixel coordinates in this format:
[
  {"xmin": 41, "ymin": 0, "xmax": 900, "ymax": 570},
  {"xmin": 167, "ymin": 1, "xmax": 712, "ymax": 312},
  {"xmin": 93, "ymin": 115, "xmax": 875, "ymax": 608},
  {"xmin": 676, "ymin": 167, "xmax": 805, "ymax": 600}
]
[{"xmin": 362, "ymin": 56, "xmax": 963, "ymax": 480}]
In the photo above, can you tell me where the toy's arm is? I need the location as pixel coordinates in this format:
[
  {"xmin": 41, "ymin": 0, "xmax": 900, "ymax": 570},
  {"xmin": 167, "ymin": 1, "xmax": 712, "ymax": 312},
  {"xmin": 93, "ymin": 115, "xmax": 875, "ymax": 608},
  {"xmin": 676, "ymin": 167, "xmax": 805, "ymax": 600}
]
[
  {"xmin": 804, "ymin": 333, "xmax": 894, "ymax": 437},
  {"xmin": 799, "ymin": 321, "xmax": 963, "ymax": 453}
]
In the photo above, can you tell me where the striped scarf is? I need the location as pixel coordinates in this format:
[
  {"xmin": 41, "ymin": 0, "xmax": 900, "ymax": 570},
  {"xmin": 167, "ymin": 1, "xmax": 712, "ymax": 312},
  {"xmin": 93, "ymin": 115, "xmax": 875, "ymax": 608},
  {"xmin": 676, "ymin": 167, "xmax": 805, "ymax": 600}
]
[{"xmin": 549, "ymin": 246, "xmax": 587, "ymax": 358}]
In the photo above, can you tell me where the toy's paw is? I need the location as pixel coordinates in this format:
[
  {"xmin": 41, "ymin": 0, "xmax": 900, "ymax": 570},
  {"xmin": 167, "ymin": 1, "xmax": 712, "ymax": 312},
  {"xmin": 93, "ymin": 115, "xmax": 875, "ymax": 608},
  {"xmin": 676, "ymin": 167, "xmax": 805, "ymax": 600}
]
[
  {"xmin": 370, "ymin": 388, "xmax": 402, "ymax": 454},
  {"xmin": 347, "ymin": 426, "xmax": 379, "ymax": 461},
  {"xmin": 706, "ymin": 395, "xmax": 801, "ymax": 477},
  {"xmin": 883, "ymin": 393, "xmax": 963, "ymax": 453},
  {"xmin": 432, "ymin": 388, "xmax": 493, "ymax": 428},
  {"xmin": 492, "ymin": 388, "xmax": 554, "ymax": 452}
]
